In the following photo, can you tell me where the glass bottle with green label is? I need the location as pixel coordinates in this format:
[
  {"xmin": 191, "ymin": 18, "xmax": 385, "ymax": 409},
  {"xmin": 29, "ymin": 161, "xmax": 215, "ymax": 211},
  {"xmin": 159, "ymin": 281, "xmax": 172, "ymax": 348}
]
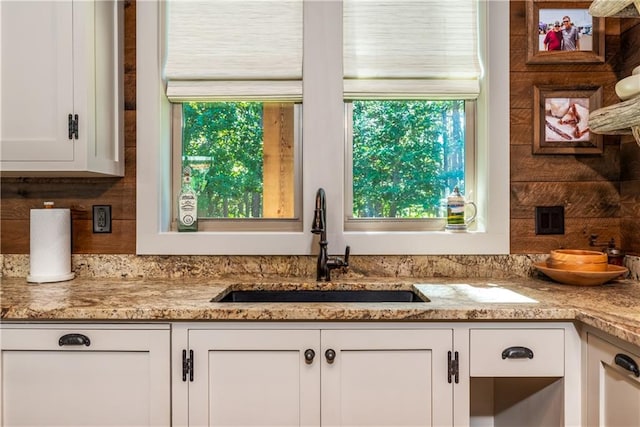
[{"xmin": 177, "ymin": 166, "xmax": 198, "ymax": 232}]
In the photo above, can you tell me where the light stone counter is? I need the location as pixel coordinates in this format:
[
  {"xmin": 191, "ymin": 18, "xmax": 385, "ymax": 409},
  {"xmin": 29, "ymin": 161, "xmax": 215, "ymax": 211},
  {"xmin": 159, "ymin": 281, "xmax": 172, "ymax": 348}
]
[{"xmin": 1, "ymin": 276, "xmax": 639, "ymax": 348}]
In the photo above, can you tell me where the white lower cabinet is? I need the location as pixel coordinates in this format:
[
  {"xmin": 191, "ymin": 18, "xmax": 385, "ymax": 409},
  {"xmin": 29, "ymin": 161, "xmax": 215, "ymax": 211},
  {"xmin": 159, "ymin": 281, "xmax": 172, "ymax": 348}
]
[
  {"xmin": 0, "ymin": 320, "xmax": 591, "ymax": 427},
  {"xmin": 468, "ymin": 325, "xmax": 581, "ymax": 427},
  {"xmin": 0, "ymin": 324, "xmax": 171, "ymax": 427},
  {"xmin": 586, "ymin": 331, "xmax": 640, "ymax": 427},
  {"xmin": 172, "ymin": 324, "xmax": 454, "ymax": 427}
]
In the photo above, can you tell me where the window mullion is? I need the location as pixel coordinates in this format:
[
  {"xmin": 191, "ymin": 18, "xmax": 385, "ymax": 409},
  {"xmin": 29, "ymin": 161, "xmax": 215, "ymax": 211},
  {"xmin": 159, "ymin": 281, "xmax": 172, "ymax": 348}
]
[{"xmin": 302, "ymin": 0, "xmax": 346, "ymax": 251}]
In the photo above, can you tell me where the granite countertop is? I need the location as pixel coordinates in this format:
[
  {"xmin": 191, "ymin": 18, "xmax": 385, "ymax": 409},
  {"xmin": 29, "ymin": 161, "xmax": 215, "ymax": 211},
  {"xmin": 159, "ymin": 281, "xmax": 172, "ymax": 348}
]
[{"xmin": 1, "ymin": 276, "xmax": 639, "ymax": 348}]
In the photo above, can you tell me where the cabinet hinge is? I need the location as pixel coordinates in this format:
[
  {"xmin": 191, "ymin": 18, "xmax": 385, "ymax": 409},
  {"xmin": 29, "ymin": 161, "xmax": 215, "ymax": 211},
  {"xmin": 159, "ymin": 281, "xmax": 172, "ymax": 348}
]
[
  {"xmin": 448, "ymin": 350, "xmax": 459, "ymax": 384},
  {"xmin": 68, "ymin": 113, "xmax": 78, "ymax": 140},
  {"xmin": 182, "ymin": 349, "xmax": 194, "ymax": 382}
]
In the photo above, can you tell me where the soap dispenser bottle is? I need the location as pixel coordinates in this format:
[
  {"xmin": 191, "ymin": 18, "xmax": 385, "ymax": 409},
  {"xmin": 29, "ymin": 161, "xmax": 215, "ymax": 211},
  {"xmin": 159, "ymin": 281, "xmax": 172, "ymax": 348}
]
[{"xmin": 177, "ymin": 166, "xmax": 198, "ymax": 232}]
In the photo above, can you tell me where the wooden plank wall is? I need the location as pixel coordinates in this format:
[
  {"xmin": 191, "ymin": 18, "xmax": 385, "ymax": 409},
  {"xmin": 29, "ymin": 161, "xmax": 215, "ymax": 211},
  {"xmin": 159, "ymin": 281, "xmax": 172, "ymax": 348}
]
[
  {"xmin": 0, "ymin": 1, "xmax": 636, "ymax": 255},
  {"xmin": 0, "ymin": 1, "xmax": 137, "ymax": 254},
  {"xmin": 510, "ymin": 1, "xmax": 626, "ymax": 253},
  {"xmin": 620, "ymin": 22, "xmax": 640, "ymax": 255}
]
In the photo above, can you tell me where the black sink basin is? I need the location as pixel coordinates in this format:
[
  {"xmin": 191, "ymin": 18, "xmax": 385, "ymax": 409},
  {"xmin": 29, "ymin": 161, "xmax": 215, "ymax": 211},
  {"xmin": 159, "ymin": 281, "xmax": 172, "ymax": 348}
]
[{"xmin": 216, "ymin": 290, "xmax": 427, "ymax": 303}]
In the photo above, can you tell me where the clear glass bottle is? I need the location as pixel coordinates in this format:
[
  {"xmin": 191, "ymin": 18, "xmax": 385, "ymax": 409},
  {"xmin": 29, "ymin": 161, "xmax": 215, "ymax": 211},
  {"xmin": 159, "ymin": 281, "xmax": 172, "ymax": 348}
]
[{"xmin": 177, "ymin": 166, "xmax": 198, "ymax": 232}]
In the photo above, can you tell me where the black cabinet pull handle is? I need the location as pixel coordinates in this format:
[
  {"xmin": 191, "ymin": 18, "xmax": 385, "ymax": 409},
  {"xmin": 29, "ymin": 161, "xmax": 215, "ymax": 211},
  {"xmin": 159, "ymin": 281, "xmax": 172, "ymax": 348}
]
[
  {"xmin": 501, "ymin": 346, "xmax": 533, "ymax": 360},
  {"xmin": 304, "ymin": 349, "xmax": 315, "ymax": 364},
  {"xmin": 59, "ymin": 333, "xmax": 91, "ymax": 347},
  {"xmin": 325, "ymin": 349, "xmax": 336, "ymax": 364},
  {"xmin": 615, "ymin": 353, "xmax": 640, "ymax": 377}
]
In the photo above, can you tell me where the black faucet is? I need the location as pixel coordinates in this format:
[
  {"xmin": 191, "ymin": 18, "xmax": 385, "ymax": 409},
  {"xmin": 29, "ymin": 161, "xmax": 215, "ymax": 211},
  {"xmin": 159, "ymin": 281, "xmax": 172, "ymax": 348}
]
[{"xmin": 311, "ymin": 188, "xmax": 350, "ymax": 281}]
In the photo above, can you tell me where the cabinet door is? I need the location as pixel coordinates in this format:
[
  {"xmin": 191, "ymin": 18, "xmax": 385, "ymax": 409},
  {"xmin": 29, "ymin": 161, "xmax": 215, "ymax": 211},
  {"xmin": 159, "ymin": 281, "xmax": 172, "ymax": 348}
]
[
  {"xmin": 0, "ymin": 326, "xmax": 170, "ymax": 427},
  {"xmin": 586, "ymin": 333, "xmax": 640, "ymax": 427},
  {"xmin": 0, "ymin": 1, "xmax": 75, "ymax": 162},
  {"xmin": 187, "ymin": 329, "xmax": 321, "ymax": 427},
  {"xmin": 321, "ymin": 329, "xmax": 453, "ymax": 427}
]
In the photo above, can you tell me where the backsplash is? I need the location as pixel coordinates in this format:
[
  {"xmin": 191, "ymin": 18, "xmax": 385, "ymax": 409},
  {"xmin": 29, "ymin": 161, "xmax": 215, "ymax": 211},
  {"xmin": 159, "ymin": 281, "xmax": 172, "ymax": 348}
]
[{"xmin": 2, "ymin": 254, "xmax": 639, "ymax": 281}]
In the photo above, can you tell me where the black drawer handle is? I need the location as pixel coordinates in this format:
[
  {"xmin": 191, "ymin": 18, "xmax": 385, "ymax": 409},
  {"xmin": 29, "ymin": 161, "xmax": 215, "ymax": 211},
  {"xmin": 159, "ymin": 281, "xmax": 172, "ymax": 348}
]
[
  {"xmin": 615, "ymin": 353, "xmax": 640, "ymax": 377},
  {"xmin": 59, "ymin": 333, "xmax": 91, "ymax": 347},
  {"xmin": 502, "ymin": 346, "xmax": 534, "ymax": 360}
]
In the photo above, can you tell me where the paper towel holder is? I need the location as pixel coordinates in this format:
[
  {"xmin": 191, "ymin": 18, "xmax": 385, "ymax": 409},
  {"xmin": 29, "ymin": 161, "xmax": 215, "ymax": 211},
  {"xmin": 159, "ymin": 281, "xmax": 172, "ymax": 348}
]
[{"xmin": 27, "ymin": 201, "xmax": 75, "ymax": 284}]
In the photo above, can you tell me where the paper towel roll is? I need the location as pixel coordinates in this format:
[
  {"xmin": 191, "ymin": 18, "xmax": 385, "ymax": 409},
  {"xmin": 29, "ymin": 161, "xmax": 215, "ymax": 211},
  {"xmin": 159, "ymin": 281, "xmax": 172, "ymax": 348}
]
[{"xmin": 27, "ymin": 208, "xmax": 75, "ymax": 283}]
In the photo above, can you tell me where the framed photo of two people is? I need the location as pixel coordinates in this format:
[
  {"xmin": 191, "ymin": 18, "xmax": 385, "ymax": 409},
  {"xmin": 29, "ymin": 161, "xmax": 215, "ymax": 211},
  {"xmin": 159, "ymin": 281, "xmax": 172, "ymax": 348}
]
[{"xmin": 526, "ymin": 0, "xmax": 605, "ymax": 64}]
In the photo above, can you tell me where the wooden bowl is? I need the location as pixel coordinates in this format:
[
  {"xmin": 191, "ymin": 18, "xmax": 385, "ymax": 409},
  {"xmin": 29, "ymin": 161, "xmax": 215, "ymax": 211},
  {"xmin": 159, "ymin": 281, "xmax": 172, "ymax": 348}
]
[
  {"xmin": 534, "ymin": 262, "xmax": 628, "ymax": 286},
  {"xmin": 547, "ymin": 249, "xmax": 608, "ymax": 272}
]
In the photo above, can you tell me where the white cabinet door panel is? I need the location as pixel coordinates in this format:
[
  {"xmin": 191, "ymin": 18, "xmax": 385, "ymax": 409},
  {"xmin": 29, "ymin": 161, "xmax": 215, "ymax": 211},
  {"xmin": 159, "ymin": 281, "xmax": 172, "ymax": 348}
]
[
  {"xmin": 188, "ymin": 329, "xmax": 321, "ymax": 427},
  {"xmin": 0, "ymin": 1, "xmax": 75, "ymax": 162},
  {"xmin": 321, "ymin": 329, "xmax": 453, "ymax": 427},
  {"xmin": 3, "ymin": 351, "xmax": 150, "ymax": 426}
]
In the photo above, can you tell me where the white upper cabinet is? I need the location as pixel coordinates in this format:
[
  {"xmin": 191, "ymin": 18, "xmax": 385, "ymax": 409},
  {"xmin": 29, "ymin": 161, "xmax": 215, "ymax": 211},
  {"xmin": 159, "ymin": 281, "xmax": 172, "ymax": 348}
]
[{"xmin": 0, "ymin": 0, "xmax": 124, "ymax": 177}]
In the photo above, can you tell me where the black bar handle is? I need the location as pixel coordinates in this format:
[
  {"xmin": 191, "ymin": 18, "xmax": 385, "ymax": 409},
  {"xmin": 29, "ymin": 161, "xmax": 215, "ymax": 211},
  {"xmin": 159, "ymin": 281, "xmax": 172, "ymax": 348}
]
[
  {"xmin": 615, "ymin": 353, "xmax": 640, "ymax": 377},
  {"xmin": 59, "ymin": 333, "xmax": 91, "ymax": 347},
  {"xmin": 501, "ymin": 346, "xmax": 534, "ymax": 360}
]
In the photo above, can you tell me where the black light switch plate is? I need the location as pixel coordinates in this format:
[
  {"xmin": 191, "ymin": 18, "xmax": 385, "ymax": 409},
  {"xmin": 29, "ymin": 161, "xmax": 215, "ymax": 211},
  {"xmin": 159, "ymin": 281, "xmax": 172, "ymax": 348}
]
[
  {"xmin": 535, "ymin": 206, "xmax": 564, "ymax": 235},
  {"xmin": 93, "ymin": 205, "xmax": 112, "ymax": 233}
]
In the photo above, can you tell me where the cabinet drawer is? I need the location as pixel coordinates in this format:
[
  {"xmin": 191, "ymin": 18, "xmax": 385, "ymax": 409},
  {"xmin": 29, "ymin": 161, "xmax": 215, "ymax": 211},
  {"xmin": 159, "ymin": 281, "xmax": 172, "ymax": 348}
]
[
  {"xmin": 588, "ymin": 333, "xmax": 640, "ymax": 385},
  {"xmin": 470, "ymin": 329, "xmax": 564, "ymax": 377}
]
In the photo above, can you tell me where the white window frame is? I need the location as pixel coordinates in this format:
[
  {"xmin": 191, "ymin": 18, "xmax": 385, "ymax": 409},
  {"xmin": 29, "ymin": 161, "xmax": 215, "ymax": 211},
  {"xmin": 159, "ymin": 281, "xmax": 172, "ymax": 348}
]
[
  {"xmin": 136, "ymin": 0, "xmax": 509, "ymax": 255},
  {"xmin": 344, "ymin": 100, "xmax": 476, "ymax": 232},
  {"xmin": 171, "ymin": 102, "xmax": 304, "ymax": 232}
]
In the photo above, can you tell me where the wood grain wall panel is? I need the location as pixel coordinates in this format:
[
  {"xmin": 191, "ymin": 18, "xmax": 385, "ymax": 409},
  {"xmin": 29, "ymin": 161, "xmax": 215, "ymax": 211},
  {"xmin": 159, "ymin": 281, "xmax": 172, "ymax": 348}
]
[
  {"xmin": 509, "ymin": 109, "xmax": 533, "ymax": 128},
  {"xmin": 510, "ymin": 122, "xmax": 534, "ymax": 146},
  {"xmin": 1, "ymin": 220, "xmax": 29, "ymax": 254},
  {"xmin": 71, "ymin": 220, "xmax": 136, "ymax": 254},
  {"xmin": 510, "ymin": 182, "xmax": 620, "ymax": 218},
  {"xmin": 621, "ymin": 181, "xmax": 640, "ymax": 217},
  {"xmin": 510, "ymin": 74, "xmax": 619, "ymax": 110},
  {"xmin": 510, "ymin": 145, "xmax": 620, "ymax": 182},
  {"xmin": 510, "ymin": 1, "xmax": 527, "ymax": 36},
  {"xmin": 511, "ymin": 218, "xmax": 621, "ymax": 254},
  {"xmin": 621, "ymin": 140, "xmax": 640, "ymax": 181},
  {"xmin": 621, "ymin": 218, "xmax": 640, "ymax": 254},
  {"xmin": 509, "ymin": 1, "xmax": 626, "ymax": 254},
  {"xmin": 124, "ymin": 111, "xmax": 136, "ymax": 147},
  {"xmin": 0, "ymin": 219, "xmax": 136, "ymax": 254},
  {"xmin": 621, "ymin": 21, "xmax": 640, "ymax": 76},
  {"xmin": 0, "ymin": 181, "xmax": 136, "ymax": 220}
]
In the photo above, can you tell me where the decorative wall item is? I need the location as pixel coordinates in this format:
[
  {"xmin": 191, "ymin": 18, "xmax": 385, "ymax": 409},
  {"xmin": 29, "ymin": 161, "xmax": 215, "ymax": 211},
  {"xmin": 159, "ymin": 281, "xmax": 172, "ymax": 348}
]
[
  {"xmin": 590, "ymin": 64, "xmax": 640, "ymax": 147},
  {"xmin": 533, "ymin": 86, "xmax": 603, "ymax": 154},
  {"xmin": 526, "ymin": 0, "xmax": 605, "ymax": 64}
]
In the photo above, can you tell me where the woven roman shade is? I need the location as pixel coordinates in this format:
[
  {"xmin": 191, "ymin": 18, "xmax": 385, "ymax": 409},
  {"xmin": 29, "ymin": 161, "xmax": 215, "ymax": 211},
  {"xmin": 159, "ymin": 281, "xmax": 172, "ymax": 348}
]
[
  {"xmin": 343, "ymin": 0, "xmax": 481, "ymax": 100},
  {"xmin": 164, "ymin": 0, "xmax": 303, "ymax": 102}
]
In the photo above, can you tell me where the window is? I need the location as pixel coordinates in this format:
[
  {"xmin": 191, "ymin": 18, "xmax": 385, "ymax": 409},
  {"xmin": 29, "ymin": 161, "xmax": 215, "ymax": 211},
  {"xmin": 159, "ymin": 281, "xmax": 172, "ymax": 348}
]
[
  {"xmin": 136, "ymin": 0, "xmax": 509, "ymax": 255},
  {"xmin": 346, "ymin": 99, "xmax": 473, "ymax": 231},
  {"xmin": 164, "ymin": 0, "xmax": 303, "ymax": 232},
  {"xmin": 173, "ymin": 102, "xmax": 301, "ymax": 231}
]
